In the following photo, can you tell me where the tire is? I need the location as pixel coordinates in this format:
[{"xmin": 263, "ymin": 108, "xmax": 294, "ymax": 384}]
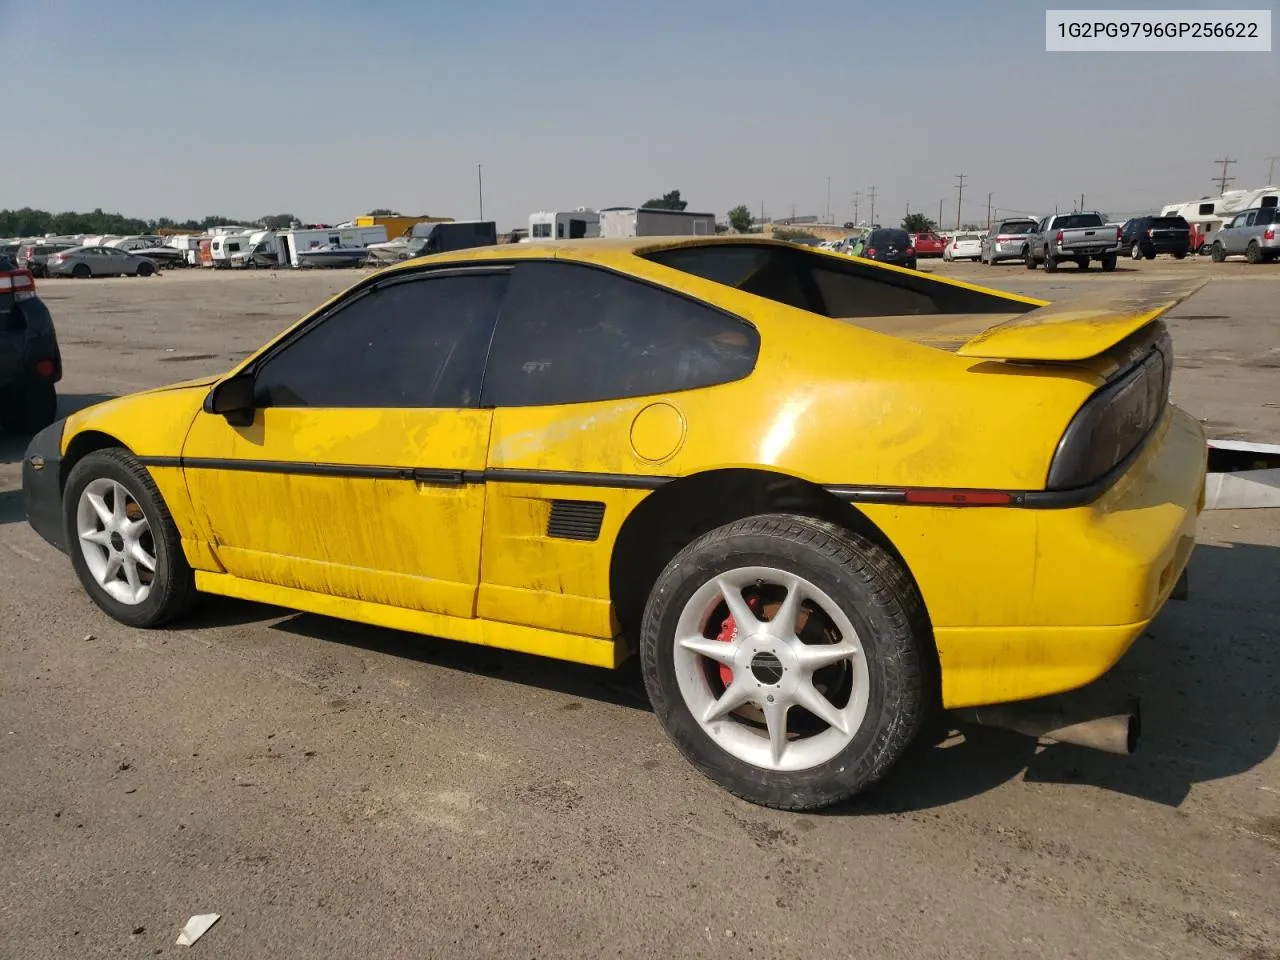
[
  {"xmin": 1024, "ymin": 249, "xmax": 1037, "ymax": 270},
  {"xmin": 1044, "ymin": 253, "xmax": 1058, "ymax": 273},
  {"xmin": 63, "ymin": 448, "xmax": 198, "ymax": 629},
  {"xmin": 1246, "ymin": 241, "xmax": 1262, "ymax": 264},
  {"xmin": 1130, "ymin": 243, "xmax": 1143, "ymax": 261},
  {"xmin": 136, "ymin": 261, "xmax": 155, "ymax": 277},
  {"xmin": 1076, "ymin": 258, "xmax": 1089, "ymax": 270},
  {"xmin": 71, "ymin": 263, "xmax": 91, "ymax": 279},
  {"xmin": 639, "ymin": 514, "xmax": 931, "ymax": 811},
  {"xmin": 1173, "ymin": 251, "xmax": 1186, "ymax": 260},
  {"xmin": 0, "ymin": 381, "xmax": 57, "ymax": 434},
  {"xmin": 1101, "ymin": 254, "xmax": 1117, "ymax": 272},
  {"xmin": 1211, "ymin": 242, "xmax": 1226, "ymax": 263},
  {"xmin": 1144, "ymin": 250, "xmax": 1156, "ymax": 260}
]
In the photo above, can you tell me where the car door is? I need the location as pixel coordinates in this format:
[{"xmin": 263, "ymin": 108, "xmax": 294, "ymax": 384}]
[
  {"xmin": 180, "ymin": 266, "xmax": 508, "ymax": 618},
  {"xmin": 1222, "ymin": 213, "xmax": 1247, "ymax": 254},
  {"xmin": 474, "ymin": 260, "xmax": 760, "ymax": 643}
]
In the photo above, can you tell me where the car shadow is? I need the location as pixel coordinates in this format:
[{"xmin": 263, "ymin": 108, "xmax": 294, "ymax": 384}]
[{"xmin": 241, "ymin": 540, "xmax": 1276, "ymax": 812}]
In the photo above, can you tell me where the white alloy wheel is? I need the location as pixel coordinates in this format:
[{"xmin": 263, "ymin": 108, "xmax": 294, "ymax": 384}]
[
  {"xmin": 671, "ymin": 565, "xmax": 870, "ymax": 772},
  {"xmin": 76, "ymin": 477, "xmax": 156, "ymax": 605}
]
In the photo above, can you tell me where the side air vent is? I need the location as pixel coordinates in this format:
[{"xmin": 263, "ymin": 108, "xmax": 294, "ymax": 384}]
[{"xmin": 547, "ymin": 500, "xmax": 605, "ymax": 541}]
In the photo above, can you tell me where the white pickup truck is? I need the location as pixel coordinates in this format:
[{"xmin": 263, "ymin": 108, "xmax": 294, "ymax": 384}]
[{"xmin": 1024, "ymin": 212, "xmax": 1121, "ymax": 272}]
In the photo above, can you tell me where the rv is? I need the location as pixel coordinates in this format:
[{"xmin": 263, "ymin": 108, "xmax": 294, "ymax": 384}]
[
  {"xmin": 1160, "ymin": 185, "xmax": 1279, "ymax": 249},
  {"xmin": 208, "ymin": 232, "xmax": 255, "ymax": 269},
  {"xmin": 597, "ymin": 207, "xmax": 717, "ymax": 239},
  {"xmin": 277, "ymin": 226, "xmax": 388, "ymax": 268},
  {"xmin": 527, "ymin": 209, "xmax": 601, "ymax": 242},
  {"xmin": 409, "ymin": 220, "xmax": 497, "ymax": 254},
  {"xmin": 229, "ymin": 230, "xmax": 284, "ymax": 268}
]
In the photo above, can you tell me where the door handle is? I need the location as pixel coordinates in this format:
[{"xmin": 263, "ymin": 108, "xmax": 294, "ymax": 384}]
[{"xmin": 411, "ymin": 468, "xmax": 466, "ymax": 486}]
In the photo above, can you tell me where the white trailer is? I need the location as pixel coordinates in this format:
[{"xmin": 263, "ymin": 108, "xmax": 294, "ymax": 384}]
[
  {"xmin": 1160, "ymin": 185, "xmax": 1279, "ymax": 246},
  {"xmin": 277, "ymin": 226, "xmax": 388, "ymax": 268},
  {"xmin": 527, "ymin": 209, "xmax": 601, "ymax": 241},
  {"xmin": 207, "ymin": 232, "xmax": 256, "ymax": 269},
  {"xmin": 597, "ymin": 207, "xmax": 716, "ymax": 239}
]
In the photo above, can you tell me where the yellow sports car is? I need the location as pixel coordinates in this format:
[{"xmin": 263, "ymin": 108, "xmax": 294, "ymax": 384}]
[{"xmin": 22, "ymin": 237, "xmax": 1206, "ymax": 809}]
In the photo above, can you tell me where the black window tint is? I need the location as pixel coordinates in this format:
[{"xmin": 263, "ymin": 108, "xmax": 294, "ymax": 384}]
[
  {"xmin": 482, "ymin": 262, "xmax": 758, "ymax": 407},
  {"xmin": 809, "ymin": 261, "xmax": 935, "ymax": 316},
  {"xmin": 254, "ymin": 272, "xmax": 507, "ymax": 409}
]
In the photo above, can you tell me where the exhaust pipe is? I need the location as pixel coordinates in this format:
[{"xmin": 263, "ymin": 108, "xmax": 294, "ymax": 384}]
[{"xmin": 951, "ymin": 696, "xmax": 1141, "ymax": 756}]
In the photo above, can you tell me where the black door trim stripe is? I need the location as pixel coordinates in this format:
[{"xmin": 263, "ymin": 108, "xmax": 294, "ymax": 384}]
[{"xmin": 137, "ymin": 456, "xmax": 1096, "ymax": 508}]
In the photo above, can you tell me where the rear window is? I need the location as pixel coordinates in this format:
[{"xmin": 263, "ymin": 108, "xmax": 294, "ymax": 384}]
[
  {"xmin": 997, "ymin": 220, "xmax": 1037, "ymax": 234},
  {"xmin": 1149, "ymin": 217, "xmax": 1189, "ymax": 229},
  {"xmin": 1054, "ymin": 214, "xmax": 1104, "ymax": 229},
  {"xmin": 868, "ymin": 229, "xmax": 909, "ymax": 246}
]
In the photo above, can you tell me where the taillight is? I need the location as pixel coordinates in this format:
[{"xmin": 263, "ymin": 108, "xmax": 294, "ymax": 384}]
[
  {"xmin": 996, "ymin": 235, "xmax": 1012, "ymax": 242},
  {"xmin": 0, "ymin": 268, "xmax": 37, "ymax": 302},
  {"xmin": 1266, "ymin": 229, "xmax": 1275, "ymax": 241},
  {"xmin": 34, "ymin": 359, "xmax": 56, "ymax": 377},
  {"xmin": 1055, "ymin": 230, "xmax": 1064, "ymax": 243},
  {"xmin": 905, "ymin": 247, "xmax": 915, "ymax": 256},
  {"xmin": 866, "ymin": 247, "xmax": 877, "ymax": 256}
]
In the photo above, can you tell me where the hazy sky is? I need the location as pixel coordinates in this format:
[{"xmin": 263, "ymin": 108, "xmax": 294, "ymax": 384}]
[{"xmin": 2, "ymin": 0, "xmax": 1276, "ymax": 229}]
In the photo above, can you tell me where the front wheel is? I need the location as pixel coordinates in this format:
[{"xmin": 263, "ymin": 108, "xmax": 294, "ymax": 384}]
[
  {"xmin": 1024, "ymin": 249, "xmax": 1037, "ymax": 270},
  {"xmin": 135, "ymin": 261, "xmax": 155, "ymax": 277},
  {"xmin": 63, "ymin": 449, "xmax": 198, "ymax": 629},
  {"xmin": 1211, "ymin": 242, "xmax": 1226, "ymax": 263},
  {"xmin": 640, "ymin": 515, "xmax": 931, "ymax": 811}
]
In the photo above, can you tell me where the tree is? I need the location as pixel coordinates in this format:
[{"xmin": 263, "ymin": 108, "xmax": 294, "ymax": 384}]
[
  {"xmin": 366, "ymin": 208, "xmax": 402, "ymax": 217},
  {"xmin": 258, "ymin": 213, "xmax": 298, "ymax": 229},
  {"xmin": 642, "ymin": 190, "xmax": 688, "ymax": 211},
  {"xmin": 727, "ymin": 204, "xmax": 753, "ymax": 233},
  {"xmin": 902, "ymin": 212, "xmax": 937, "ymax": 233}
]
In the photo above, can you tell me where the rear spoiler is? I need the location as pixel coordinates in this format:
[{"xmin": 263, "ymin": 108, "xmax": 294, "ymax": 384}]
[{"xmin": 957, "ymin": 279, "xmax": 1207, "ymax": 362}]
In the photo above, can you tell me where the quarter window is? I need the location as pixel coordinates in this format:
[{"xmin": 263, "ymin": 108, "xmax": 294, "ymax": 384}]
[
  {"xmin": 481, "ymin": 262, "xmax": 758, "ymax": 407},
  {"xmin": 253, "ymin": 272, "xmax": 508, "ymax": 409}
]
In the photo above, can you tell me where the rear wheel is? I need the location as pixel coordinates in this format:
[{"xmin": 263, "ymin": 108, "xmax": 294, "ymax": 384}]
[
  {"xmin": 640, "ymin": 515, "xmax": 931, "ymax": 811},
  {"xmin": 1100, "ymin": 254, "xmax": 1118, "ymax": 272},
  {"xmin": 0, "ymin": 381, "xmax": 57, "ymax": 434},
  {"xmin": 1130, "ymin": 243, "xmax": 1143, "ymax": 260},
  {"xmin": 1246, "ymin": 241, "xmax": 1263, "ymax": 264},
  {"xmin": 1044, "ymin": 253, "xmax": 1058, "ymax": 273},
  {"xmin": 63, "ymin": 449, "xmax": 197, "ymax": 628},
  {"xmin": 1211, "ymin": 242, "xmax": 1226, "ymax": 263},
  {"xmin": 71, "ymin": 263, "xmax": 91, "ymax": 279},
  {"xmin": 1173, "ymin": 251, "xmax": 1187, "ymax": 260}
]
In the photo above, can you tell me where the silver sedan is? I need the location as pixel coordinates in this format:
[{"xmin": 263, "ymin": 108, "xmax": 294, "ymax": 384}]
[{"xmin": 46, "ymin": 245, "xmax": 160, "ymax": 278}]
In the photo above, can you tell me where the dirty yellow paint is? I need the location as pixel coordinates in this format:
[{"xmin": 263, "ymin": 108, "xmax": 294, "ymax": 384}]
[{"xmin": 52, "ymin": 235, "xmax": 1208, "ymax": 710}]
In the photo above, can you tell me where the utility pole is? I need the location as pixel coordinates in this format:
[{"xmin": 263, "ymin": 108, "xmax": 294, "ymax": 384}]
[
  {"xmin": 760, "ymin": 200, "xmax": 764, "ymax": 225},
  {"xmin": 938, "ymin": 199, "xmax": 943, "ymax": 228},
  {"xmin": 791, "ymin": 204, "xmax": 796, "ymax": 224},
  {"xmin": 477, "ymin": 164, "xmax": 484, "ymax": 221},
  {"xmin": 852, "ymin": 191, "xmax": 862, "ymax": 225},
  {"xmin": 1212, "ymin": 157, "xmax": 1237, "ymax": 195},
  {"xmin": 1266, "ymin": 156, "xmax": 1280, "ymax": 185},
  {"xmin": 954, "ymin": 173, "xmax": 967, "ymax": 230},
  {"xmin": 986, "ymin": 192, "xmax": 992, "ymax": 231},
  {"xmin": 905, "ymin": 200, "xmax": 910, "ymax": 220},
  {"xmin": 867, "ymin": 186, "xmax": 878, "ymax": 227},
  {"xmin": 1080, "ymin": 192, "xmax": 1085, "ymax": 212}
]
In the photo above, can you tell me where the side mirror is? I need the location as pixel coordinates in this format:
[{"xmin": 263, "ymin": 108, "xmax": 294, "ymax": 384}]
[{"xmin": 203, "ymin": 373, "xmax": 256, "ymax": 426}]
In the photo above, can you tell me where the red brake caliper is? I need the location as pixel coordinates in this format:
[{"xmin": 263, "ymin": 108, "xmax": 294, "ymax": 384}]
[{"xmin": 715, "ymin": 595, "xmax": 763, "ymax": 686}]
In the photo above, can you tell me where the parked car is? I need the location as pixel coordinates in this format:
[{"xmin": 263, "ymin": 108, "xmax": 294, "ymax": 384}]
[
  {"xmin": 1209, "ymin": 206, "xmax": 1279, "ymax": 263},
  {"xmin": 22, "ymin": 236, "xmax": 1205, "ymax": 810},
  {"xmin": 16, "ymin": 241, "xmax": 80, "ymax": 277},
  {"xmin": 980, "ymin": 218, "xmax": 1039, "ymax": 265},
  {"xmin": 857, "ymin": 227, "xmax": 916, "ymax": 269},
  {"xmin": 910, "ymin": 231, "xmax": 945, "ymax": 257},
  {"xmin": 943, "ymin": 232, "xmax": 984, "ymax": 262},
  {"xmin": 0, "ymin": 258, "xmax": 61, "ymax": 433},
  {"xmin": 46, "ymin": 245, "xmax": 160, "ymax": 278},
  {"xmin": 1024, "ymin": 212, "xmax": 1121, "ymax": 272},
  {"xmin": 1119, "ymin": 216, "xmax": 1191, "ymax": 260}
]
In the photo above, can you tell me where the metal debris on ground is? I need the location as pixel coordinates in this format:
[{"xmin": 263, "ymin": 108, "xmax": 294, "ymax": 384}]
[{"xmin": 175, "ymin": 913, "xmax": 220, "ymax": 946}]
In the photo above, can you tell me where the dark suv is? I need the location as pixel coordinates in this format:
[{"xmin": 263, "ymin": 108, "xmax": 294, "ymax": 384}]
[
  {"xmin": 1119, "ymin": 216, "xmax": 1190, "ymax": 260},
  {"xmin": 0, "ymin": 256, "xmax": 61, "ymax": 434},
  {"xmin": 858, "ymin": 228, "xmax": 917, "ymax": 269}
]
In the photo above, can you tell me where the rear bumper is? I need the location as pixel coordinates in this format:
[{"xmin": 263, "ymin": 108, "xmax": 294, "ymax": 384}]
[
  {"xmin": 21, "ymin": 418, "xmax": 67, "ymax": 553},
  {"xmin": 1138, "ymin": 239, "xmax": 1190, "ymax": 255},
  {"xmin": 861, "ymin": 405, "xmax": 1206, "ymax": 708}
]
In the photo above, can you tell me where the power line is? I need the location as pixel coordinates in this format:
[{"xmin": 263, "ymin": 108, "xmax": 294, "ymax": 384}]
[
  {"xmin": 954, "ymin": 173, "xmax": 967, "ymax": 230},
  {"xmin": 1212, "ymin": 157, "xmax": 1237, "ymax": 195}
]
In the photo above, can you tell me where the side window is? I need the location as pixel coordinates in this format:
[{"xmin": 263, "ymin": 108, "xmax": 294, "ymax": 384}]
[
  {"xmin": 482, "ymin": 262, "xmax": 759, "ymax": 408},
  {"xmin": 253, "ymin": 272, "xmax": 508, "ymax": 409}
]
